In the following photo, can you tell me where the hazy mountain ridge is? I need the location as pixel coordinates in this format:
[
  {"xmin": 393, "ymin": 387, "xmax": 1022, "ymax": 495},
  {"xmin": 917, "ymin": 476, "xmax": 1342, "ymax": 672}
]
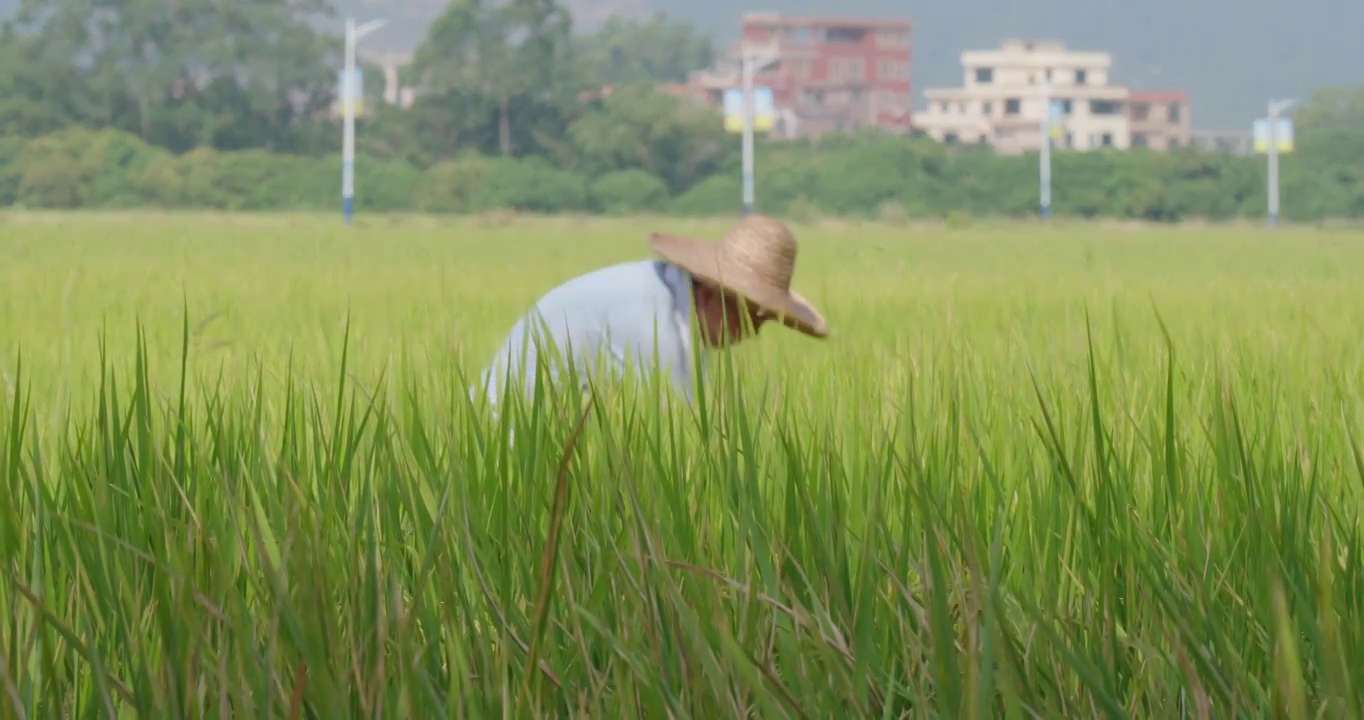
[{"xmin": 2, "ymin": 0, "xmax": 1359, "ymax": 127}]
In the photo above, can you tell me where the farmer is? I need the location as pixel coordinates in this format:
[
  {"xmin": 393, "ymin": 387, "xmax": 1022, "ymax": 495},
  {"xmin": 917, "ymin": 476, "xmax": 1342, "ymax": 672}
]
[{"xmin": 476, "ymin": 214, "xmax": 827, "ymax": 409}]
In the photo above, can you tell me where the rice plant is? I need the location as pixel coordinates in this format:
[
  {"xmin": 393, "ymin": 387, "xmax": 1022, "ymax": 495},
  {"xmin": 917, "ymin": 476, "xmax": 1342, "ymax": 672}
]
[{"xmin": 2, "ymin": 212, "xmax": 1363, "ymax": 717}]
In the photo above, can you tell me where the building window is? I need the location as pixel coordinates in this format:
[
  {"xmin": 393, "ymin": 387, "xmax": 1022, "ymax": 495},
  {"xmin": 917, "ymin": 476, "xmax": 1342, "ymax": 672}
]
[
  {"xmin": 1005, "ymin": 98, "xmax": 1021, "ymax": 115},
  {"xmin": 975, "ymin": 67, "xmax": 993, "ymax": 84},
  {"xmin": 1064, "ymin": 132, "xmax": 1074, "ymax": 148},
  {"xmin": 944, "ymin": 132, "xmax": 959, "ymax": 145},
  {"xmin": 1045, "ymin": 68, "xmax": 1053, "ymax": 82},
  {"xmin": 829, "ymin": 58, "xmax": 866, "ymax": 81},
  {"xmin": 1090, "ymin": 100, "xmax": 1122, "ymax": 115},
  {"xmin": 1168, "ymin": 103, "xmax": 1182, "ymax": 123},
  {"xmin": 1101, "ymin": 132, "xmax": 1113, "ymax": 147},
  {"xmin": 824, "ymin": 27, "xmax": 865, "ymax": 43},
  {"xmin": 1132, "ymin": 103, "xmax": 1150, "ymax": 121},
  {"xmin": 877, "ymin": 58, "xmax": 907, "ymax": 80},
  {"xmin": 1132, "ymin": 133, "xmax": 1148, "ymax": 148},
  {"xmin": 982, "ymin": 100, "xmax": 993, "ymax": 115},
  {"xmin": 1075, "ymin": 69, "xmax": 1088, "ymax": 85}
]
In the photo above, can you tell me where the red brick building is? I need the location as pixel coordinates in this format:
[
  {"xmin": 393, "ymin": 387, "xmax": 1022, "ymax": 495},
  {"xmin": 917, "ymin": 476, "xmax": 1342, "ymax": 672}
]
[{"xmin": 681, "ymin": 13, "xmax": 914, "ymax": 140}]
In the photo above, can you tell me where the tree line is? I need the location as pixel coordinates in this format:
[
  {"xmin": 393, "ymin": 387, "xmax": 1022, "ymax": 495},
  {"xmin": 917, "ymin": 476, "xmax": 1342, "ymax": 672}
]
[{"xmin": 1, "ymin": 0, "xmax": 1361, "ymax": 222}]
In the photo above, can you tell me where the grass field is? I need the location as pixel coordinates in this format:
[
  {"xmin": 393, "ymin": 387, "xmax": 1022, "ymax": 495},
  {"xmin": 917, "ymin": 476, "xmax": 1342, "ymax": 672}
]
[{"xmin": 3, "ymin": 211, "xmax": 1364, "ymax": 717}]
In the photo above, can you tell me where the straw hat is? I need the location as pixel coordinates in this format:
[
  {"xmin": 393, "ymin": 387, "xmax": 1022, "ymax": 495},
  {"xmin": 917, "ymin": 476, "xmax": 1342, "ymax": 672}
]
[{"xmin": 648, "ymin": 215, "xmax": 828, "ymax": 339}]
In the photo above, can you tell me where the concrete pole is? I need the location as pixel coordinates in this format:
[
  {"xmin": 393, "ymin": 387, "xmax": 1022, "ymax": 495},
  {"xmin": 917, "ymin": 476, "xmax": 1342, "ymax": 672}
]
[
  {"xmin": 1040, "ymin": 82, "xmax": 1053, "ymax": 221},
  {"xmin": 741, "ymin": 53, "xmax": 755, "ymax": 217},
  {"xmin": 342, "ymin": 19, "xmax": 386, "ymax": 225},
  {"xmin": 1265, "ymin": 98, "xmax": 1296, "ymax": 229},
  {"xmin": 739, "ymin": 49, "xmax": 776, "ymax": 217},
  {"xmin": 342, "ymin": 20, "xmax": 357, "ymax": 224}
]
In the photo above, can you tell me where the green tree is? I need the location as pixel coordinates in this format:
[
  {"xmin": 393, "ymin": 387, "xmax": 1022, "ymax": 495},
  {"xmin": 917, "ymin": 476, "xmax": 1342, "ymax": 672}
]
[
  {"xmin": 1293, "ymin": 85, "xmax": 1364, "ymax": 133},
  {"xmin": 565, "ymin": 84, "xmax": 730, "ymax": 194},
  {"xmin": 575, "ymin": 13, "xmax": 714, "ymax": 87},
  {"xmin": 12, "ymin": 0, "xmax": 337, "ymax": 152},
  {"xmin": 1292, "ymin": 84, "xmax": 1364, "ymax": 172},
  {"xmin": 0, "ymin": 24, "xmax": 92, "ymax": 137},
  {"xmin": 409, "ymin": 0, "xmax": 578, "ymax": 157}
]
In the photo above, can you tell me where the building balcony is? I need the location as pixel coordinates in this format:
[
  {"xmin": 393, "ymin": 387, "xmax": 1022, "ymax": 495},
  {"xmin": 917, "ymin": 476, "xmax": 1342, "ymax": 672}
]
[
  {"xmin": 925, "ymin": 84, "xmax": 1130, "ymax": 102},
  {"xmin": 992, "ymin": 114, "xmax": 1044, "ymax": 129},
  {"xmin": 1130, "ymin": 118, "xmax": 1184, "ymax": 132}
]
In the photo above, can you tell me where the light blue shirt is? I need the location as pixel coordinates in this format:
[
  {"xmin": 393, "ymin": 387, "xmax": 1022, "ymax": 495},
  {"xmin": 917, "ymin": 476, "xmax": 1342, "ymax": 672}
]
[{"xmin": 477, "ymin": 259, "xmax": 700, "ymax": 409}]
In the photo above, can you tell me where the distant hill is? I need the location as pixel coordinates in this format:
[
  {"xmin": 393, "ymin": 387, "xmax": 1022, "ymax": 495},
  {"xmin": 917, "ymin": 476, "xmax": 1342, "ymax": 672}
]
[{"xmin": 4, "ymin": 0, "xmax": 1360, "ymax": 128}]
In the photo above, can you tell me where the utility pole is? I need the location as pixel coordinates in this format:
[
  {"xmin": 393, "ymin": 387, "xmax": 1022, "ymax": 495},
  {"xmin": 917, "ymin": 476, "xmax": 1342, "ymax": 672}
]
[
  {"xmin": 740, "ymin": 48, "xmax": 776, "ymax": 217},
  {"xmin": 1265, "ymin": 98, "xmax": 1296, "ymax": 229},
  {"xmin": 342, "ymin": 18, "xmax": 387, "ymax": 225},
  {"xmin": 1039, "ymin": 82, "xmax": 1053, "ymax": 221}
]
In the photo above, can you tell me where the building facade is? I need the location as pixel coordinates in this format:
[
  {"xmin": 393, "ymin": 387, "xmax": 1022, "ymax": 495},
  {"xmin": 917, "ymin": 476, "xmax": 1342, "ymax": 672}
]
[
  {"xmin": 1127, "ymin": 91, "xmax": 1191, "ymax": 150},
  {"xmin": 914, "ymin": 40, "xmax": 1134, "ymax": 154},
  {"xmin": 358, "ymin": 49, "xmax": 418, "ymax": 108},
  {"xmin": 681, "ymin": 14, "xmax": 914, "ymax": 140}
]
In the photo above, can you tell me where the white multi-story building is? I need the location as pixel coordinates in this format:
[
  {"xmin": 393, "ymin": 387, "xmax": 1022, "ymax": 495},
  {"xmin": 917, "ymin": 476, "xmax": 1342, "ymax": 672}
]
[{"xmin": 914, "ymin": 40, "xmax": 1133, "ymax": 154}]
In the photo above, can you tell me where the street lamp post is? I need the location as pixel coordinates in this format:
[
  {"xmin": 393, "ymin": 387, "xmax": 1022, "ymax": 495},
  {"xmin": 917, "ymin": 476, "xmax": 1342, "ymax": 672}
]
[
  {"xmin": 342, "ymin": 18, "xmax": 387, "ymax": 225},
  {"xmin": 740, "ymin": 48, "xmax": 776, "ymax": 216},
  {"xmin": 1265, "ymin": 98, "xmax": 1296, "ymax": 229},
  {"xmin": 1040, "ymin": 81, "xmax": 1053, "ymax": 221}
]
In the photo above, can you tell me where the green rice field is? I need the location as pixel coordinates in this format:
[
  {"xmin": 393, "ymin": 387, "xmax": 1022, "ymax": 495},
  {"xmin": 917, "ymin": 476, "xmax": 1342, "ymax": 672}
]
[{"xmin": 2, "ymin": 211, "xmax": 1364, "ymax": 717}]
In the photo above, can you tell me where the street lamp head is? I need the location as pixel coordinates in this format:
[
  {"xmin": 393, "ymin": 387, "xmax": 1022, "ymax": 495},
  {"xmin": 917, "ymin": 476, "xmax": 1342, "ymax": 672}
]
[
  {"xmin": 354, "ymin": 19, "xmax": 388, "ymax": 39},
  {"xmin": 1268, "ymin": 98, "xmax": 1298, "ymax": 115},
  {"xmin": 739, "ymin": 45, "xmax": 778, "ymax": 70}
]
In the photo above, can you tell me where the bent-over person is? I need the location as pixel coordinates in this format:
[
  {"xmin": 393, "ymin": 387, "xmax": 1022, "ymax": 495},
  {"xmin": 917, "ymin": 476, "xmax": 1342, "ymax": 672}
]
[{"xmin": 477, "ymin": 215, "xmax": 828, "ymax": 409}]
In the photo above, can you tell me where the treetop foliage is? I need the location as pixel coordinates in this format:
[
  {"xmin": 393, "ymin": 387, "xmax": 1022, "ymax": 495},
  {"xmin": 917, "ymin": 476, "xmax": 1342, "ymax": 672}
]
[{"xmin": 1, "ymin": 0, "xmax": 1361, "ymax": 221}]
